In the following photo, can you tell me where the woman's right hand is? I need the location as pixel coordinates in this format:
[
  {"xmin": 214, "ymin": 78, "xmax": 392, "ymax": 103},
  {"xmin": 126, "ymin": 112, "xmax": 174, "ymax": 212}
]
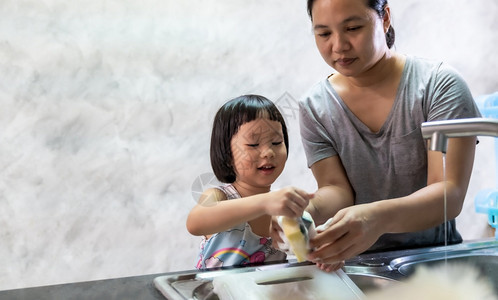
[
  {"xmin": 264, "ymin": 187, "xmax": 314, "ymax": 218},
  {"xmin": 308, "ymin": 203, "xmax": 384, "ymax": 264}
]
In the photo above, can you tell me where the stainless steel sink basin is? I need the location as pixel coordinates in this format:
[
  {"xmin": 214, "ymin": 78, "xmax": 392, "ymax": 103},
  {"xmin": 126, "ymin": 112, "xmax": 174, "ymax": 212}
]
[
  {"xmin": 391, "ymin": 252, "xmax": 498, "ymax": 294},
  {"xmin": 345, "ymin": 239, "xmax": 498, "ymax": 295},
  {"xmin": 346, "ymin": 273, "xmax": 399, "ymax": 293}
]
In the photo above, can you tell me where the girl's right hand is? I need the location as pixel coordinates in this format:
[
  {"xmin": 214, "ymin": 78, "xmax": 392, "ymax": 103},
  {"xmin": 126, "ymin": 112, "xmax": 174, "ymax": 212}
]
[{"xmin": 264, "ymin": 187, "xmax": 313, "ymax": 218}]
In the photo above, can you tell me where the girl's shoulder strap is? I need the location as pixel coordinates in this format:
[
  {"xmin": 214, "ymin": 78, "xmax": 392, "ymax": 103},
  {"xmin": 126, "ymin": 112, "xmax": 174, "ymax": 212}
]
[{"xmin": 214, "ymin": 184, "xmax": 241, "ymax": 200}]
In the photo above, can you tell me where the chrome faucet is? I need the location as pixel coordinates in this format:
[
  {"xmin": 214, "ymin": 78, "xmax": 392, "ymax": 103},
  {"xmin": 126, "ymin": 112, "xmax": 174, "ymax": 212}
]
[
  {"xmin": 421, "ymin": 117, "xmax": 498, "ymax": 153},
  {"xmin": 422, "ymin": 117, "xmax": 498, "ymax": 239}
]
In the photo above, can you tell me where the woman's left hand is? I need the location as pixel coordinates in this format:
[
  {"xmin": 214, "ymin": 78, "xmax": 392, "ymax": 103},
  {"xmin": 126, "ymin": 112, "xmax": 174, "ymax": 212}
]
[{"xmin": 307, "ymin": 203, "xmax": 384, "ymax": 264}]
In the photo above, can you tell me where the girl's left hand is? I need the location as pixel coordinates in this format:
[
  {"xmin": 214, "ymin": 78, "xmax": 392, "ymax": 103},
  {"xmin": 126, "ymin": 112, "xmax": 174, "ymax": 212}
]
[
  {"xmin": 316, "ymin": 260, "xmax": 344, "ymax": 272},
  {"xmin": 307, "ymin": 203, "xmax": 384, "ymax": 264},
  {"xmin": 270, "ymin": 216, "xmax": 291, "ymax": 253},
  {"xmin": 270, "ymin": 216, "xmax": 284, "ymax": 249}
]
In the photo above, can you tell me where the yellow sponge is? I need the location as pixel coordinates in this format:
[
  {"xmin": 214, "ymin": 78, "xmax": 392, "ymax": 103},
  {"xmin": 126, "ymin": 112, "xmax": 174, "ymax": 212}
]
[{"xmin": 279, "ymin": 216, "xmax": 308, "ymax": 262}]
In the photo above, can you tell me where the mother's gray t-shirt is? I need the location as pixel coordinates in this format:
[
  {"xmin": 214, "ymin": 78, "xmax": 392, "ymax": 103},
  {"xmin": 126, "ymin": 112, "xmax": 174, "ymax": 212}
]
[{"xmin": 299, "ymin": 56, "xmax": 481, "ymax": 252}]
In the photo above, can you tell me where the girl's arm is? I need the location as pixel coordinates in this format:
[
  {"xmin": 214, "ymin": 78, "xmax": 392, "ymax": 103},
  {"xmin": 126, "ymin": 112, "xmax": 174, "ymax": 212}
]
[{"xmin": 186, "ymin": 187, "xmax": 312, "ymax": 236}]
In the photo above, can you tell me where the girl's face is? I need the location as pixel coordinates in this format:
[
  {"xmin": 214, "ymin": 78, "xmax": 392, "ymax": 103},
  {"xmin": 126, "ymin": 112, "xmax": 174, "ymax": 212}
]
[
  {"xmin": 230, "ymin": 117, "xmax": 287, "ymax": 192},
  {"xmin": 311, "ymin": 0, "xmax": 391, "ymax": 77}
]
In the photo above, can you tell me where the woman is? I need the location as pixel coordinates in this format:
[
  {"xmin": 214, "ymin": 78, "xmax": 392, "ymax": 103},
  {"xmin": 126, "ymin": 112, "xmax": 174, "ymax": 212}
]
[{"xmin": 297, "ymin": 0, "xmax": 481, "ymax": 267}]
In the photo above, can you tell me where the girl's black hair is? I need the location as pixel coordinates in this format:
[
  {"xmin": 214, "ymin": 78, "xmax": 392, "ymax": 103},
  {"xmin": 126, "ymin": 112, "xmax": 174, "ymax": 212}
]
[
  {"xmin": 307, "ymin": 0, "xmax": 395, "ymax": 49},
  {"xmin": 210, "ymin": 94, "xmax": 289, "ymax": 183}
]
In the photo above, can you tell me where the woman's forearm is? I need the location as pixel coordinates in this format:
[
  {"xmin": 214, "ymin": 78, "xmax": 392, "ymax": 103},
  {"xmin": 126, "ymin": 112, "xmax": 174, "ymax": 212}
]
[
  {"xmin": 308, "ymin": 185, "xmax": 354, "ymax": 225},
  {"xmin": 374, "ymin": 136, "xmax": 475, "ymax": 234},
  {"xmin": 375, "ymin": 180, "xmax": 466, "ymax": 234}
]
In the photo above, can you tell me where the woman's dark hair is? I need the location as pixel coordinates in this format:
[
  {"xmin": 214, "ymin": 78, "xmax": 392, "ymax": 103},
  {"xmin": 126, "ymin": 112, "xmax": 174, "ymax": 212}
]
[
  {"xmin": 210, "ymin": 94, "xmax": 289, "ymax": 183},
  {"xmin": 307, "ymin": 0, "xmax": 395, "ymax": 49}
]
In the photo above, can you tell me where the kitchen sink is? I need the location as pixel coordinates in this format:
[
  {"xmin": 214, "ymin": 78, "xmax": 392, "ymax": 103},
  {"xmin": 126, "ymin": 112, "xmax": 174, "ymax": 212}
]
[
  {"xmin": 390, "ymin": 251, "xmax": 498, "ymax": 294},
  {"xmin": 346, "ymin": 273, "xmax": 399, "ymax": 293},
  {"xmin": 153, "ymin": 239, "xmax": 498, "ymax": 299},
  {"xmin": 345, "ymin": 238, "xmax": 498, "ymax": 295}
]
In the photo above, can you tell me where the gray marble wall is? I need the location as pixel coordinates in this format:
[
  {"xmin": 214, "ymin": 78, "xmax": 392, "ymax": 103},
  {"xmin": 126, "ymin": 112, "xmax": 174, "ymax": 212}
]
[{"xmin": 1, "ymin": 0, "xmax": 497, "ymax": 290}]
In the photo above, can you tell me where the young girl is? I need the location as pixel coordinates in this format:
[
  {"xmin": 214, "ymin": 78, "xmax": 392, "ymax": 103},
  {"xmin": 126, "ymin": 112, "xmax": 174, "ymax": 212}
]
[{"xmin": 186, "ymin": 94, "xmax": 313, "ymax": 269}]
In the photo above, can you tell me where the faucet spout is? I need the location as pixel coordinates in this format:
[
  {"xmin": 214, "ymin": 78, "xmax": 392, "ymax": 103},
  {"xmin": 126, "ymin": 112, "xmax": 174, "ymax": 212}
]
[{"xmin": 421, "ymin": 117, "xmax": 498, "ymax": 152}]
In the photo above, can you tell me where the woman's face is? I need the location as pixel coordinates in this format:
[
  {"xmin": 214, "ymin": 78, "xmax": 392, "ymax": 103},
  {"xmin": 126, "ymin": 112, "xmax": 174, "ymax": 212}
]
[
  {"xmin": 311, "ymin": 0, "xmax": 390, "ymax": 77},
  {"xmin": 230, "ymin": 118, "xmax": 287, "ymax": 191}
]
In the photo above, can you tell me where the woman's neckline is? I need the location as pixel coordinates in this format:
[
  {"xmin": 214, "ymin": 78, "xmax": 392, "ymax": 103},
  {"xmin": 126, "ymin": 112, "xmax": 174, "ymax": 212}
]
[{"xmin": 325, "ymin": 55, "xmax": 411, "ymax": 135}]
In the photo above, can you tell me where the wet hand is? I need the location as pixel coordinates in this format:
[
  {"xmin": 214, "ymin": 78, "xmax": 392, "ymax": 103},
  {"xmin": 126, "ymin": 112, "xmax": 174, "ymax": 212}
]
[
  {"xmin": 270, "ymin": 217, "xmax": 288, "ymax": 251},
  {"xmin": 307, "ymin": 204, "xmax": 383, "ymax": 264},
  {"xmin": 265, "ymin": 187, "xmax": 313, "ymax": 218},
  {"xmin": 316, "ymin": 261, "xmax": 344, "ymax": 272}
]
